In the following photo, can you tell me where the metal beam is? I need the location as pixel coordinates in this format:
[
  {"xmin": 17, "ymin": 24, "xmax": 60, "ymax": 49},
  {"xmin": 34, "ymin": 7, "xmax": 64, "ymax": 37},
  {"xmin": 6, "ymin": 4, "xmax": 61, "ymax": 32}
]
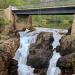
[{"xmin": 12, "ymin": 6, "xmax": 75, "ymax": 15}]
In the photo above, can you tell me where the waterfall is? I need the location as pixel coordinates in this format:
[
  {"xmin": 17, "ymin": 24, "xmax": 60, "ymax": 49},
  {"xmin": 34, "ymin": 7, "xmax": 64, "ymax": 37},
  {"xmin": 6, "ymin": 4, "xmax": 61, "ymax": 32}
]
[
  {"xmin": 13, "ymin": 27, "xmax": 67, "ymax": 75},
  {"xmin": 13, "ymin": 29, "xmax": 40, "ymax": 75},
  {"xmin": 47, "ymin": 30, "xmax": 63, "ymax": 75}
]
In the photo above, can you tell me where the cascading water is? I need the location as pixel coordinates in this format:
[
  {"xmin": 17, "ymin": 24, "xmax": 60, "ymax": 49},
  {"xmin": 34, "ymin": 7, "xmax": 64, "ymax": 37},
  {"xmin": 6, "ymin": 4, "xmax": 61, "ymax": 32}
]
[
  {"xmin": 13, "ymin": 27, "xmax": 67, "ymax": 75},
  {"xmin": 47, "ymin": 30, "xmax": 63, "ymax": 75},
  {"xmin": 13, "ymin": 29, "xmax": 40, "ymax": 75},
  {"xmin": 35, "ymin": 28, "xmax": 67, "ymax": 75}
]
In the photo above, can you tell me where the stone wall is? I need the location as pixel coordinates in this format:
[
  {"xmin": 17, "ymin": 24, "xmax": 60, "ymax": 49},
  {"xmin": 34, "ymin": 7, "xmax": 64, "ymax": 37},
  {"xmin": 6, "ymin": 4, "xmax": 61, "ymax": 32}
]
[
  {"xmin": 4, "ymin": 7, "xmax": 33, "ymax": 32},
  {"xmin": 15, "ymin": 14, "xmax": 32, "ymax": 31}
]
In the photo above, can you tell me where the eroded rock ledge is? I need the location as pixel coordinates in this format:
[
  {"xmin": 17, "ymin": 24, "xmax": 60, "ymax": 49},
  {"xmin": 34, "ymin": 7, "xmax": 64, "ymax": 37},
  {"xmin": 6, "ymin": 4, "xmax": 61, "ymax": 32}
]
[
  {"xmin": 57, "ymin": 35, "xmax": 75, "ymax": 75},
  {"xmin": 0, "ymin": 30, "xmax": 19, "ymax": 75}
]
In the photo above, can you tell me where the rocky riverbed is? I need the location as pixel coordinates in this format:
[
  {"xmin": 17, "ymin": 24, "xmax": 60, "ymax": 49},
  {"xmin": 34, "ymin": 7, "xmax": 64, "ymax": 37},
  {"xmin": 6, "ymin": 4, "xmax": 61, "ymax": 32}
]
[{"xmin": 0, "ymin": 27, "xmax": 75, "ymax": 75}]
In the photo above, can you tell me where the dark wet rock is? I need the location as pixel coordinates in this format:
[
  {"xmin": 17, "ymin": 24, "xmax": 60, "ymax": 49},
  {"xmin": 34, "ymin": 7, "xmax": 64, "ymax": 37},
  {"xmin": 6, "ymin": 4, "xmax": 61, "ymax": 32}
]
[
  {"xmin": 56, "ymin": 34, "xmax": 75, "ymax": 75},
  {"xmin": 8, "ymin": 59, "xmax": 18, "ymax": 75},
  {"xmin": 56, "ymin": 35, "xmax": 75, "ymax": 56},
  {"xmin": 0, "ymin": 31, "xmax": 19, "ymax": 75},
  {"xmin": 0, "ymin": 50, "xmax": 18, "ymax": 75},
  {"xmin": 0, "ymin": 22, "xmax": 20, "ymax": 75},
  {"xmin": 56, "ymin": 46, "xmax": 61, "ymax": 52},
  {"xmin": 57, "ymin": 52, "xmax": 75, "ymax": 75},
  {"xmin": 66, "ymin": 26, "xmax": 72, "ymax": 35},
  {"xmin": 34, "ymin": 68, "xmax": 47, "ymax": 75},
  {"xmin": 0, "ymin": 51, "xmax": 11, "ymax": 75},
  {"xmin": 27, "ymin": 32, "xmax": 54, "ymax": 75}
]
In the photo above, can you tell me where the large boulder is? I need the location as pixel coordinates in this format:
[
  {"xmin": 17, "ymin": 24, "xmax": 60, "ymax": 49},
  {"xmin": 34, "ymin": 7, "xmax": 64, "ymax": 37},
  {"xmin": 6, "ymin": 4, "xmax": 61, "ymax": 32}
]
[
  {"xmin": 56, "ymin": 35, "xmax": 75, "ymax": 56},
  {"xmin": 0, "ymin": 25, "xmax": 19, "ymax": 75},
  {"xmin": 0, "ymin": 51, "xmax": 10, "ymax": 75},
  {"xmin": 56, "ymin": 34, "xmax": 75, "ymax": 75},
  {"xmin": 0, "ymin": 34, "xmax": 18, "ymax": 75},
  {"xmin": 57, "ymin": 52, "xmax": 75, "ymax": 75},
  {"xmin": 8, "ymin": 59, "xmax": 18, "ymax": 75},
  {"xmin": 0, "ymin": 37, "xmax": 19, "ymax": 58},
  {"xmin": 0, "ymin": 51, "xmax": 18, "ymax": 75},
  {"xmin": 27, "ymin": 32, "xmax": 54, "ymax": 74}
]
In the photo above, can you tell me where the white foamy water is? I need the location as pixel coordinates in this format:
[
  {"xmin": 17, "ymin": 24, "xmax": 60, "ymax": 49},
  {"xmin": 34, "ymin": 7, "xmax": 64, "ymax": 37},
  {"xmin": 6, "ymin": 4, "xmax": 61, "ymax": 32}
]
[
  {"xmin": 13, "ymin": 29, "xmax": 40, "ymax": 75},
  {"xmin": 35, "ymin": 27, "xmax": 67, "ymax": 75},
  {"xmin": 47, "ymin": 30, "xmax": 63, "ymax": 75},
  {"xmin": 13, "ymin": 28, "xmax": 67, "ymax": 75}
]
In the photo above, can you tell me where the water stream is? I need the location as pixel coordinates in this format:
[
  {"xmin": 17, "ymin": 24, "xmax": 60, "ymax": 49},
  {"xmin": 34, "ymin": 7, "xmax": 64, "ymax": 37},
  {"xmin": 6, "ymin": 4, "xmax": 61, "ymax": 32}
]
[
  {"xmin": 13, "ymin": 28, "xmax": 67, "ymax": 75},
  {"xmin": 47, "ymin": 30, "xmax": 62, "ymax": 75},
  {"xmin": 13, "ymin": 29, "xmax": 40, "ymax": 75}
]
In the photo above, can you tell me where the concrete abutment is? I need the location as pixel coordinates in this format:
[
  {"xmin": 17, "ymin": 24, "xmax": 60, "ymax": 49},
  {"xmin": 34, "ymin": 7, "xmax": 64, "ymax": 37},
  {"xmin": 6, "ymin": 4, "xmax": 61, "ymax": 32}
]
[{"xmin": 4, "ymin": 6, "xmax": 33, "ymax": 32}]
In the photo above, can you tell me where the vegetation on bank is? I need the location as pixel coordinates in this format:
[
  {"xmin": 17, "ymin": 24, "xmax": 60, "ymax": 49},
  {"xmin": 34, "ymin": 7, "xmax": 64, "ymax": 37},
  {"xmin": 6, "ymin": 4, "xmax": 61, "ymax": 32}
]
[
  {"xmin": 32, "ymin": 15, "xmax": 73, "ymax": 29},
  {"xmin": 0, "ymin": 10, "xmax": 9, "ymax": 27},
  {"xmin": 0, "ymin": 0, "xmax": 27, "ymax": 9}
]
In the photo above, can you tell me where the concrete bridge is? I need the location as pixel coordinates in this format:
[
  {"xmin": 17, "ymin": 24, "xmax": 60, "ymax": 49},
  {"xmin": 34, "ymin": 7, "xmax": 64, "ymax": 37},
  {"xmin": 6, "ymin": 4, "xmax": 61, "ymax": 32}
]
[
  {"xmin": 12, "ymin": 6, "xmax": 75, "ymax": 15},
  {"xmin": 4, "ymin": 4, "xmax": 75, "ymax": 34}
]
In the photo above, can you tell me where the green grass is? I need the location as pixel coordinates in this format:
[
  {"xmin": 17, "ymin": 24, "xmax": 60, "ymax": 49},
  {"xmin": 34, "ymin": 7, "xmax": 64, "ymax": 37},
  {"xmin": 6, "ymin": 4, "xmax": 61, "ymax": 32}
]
[
  {"xmin": 18, "ymin": 0, "xmax": 75, "ymax": 9},
  {"xmin": 0, "ymin": 0, "xmax": 75, "ymax": 9},
  {"xmin": 32, "ymin": 15, "xmax": 73, "ymax": 29}
]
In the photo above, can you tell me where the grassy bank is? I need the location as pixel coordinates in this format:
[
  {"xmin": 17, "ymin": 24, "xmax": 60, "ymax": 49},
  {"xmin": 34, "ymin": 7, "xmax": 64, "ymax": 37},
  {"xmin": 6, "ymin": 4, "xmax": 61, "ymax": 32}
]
[{"xmin": 32, "ymin": 15, "xmax": 73, "ymax": 29}]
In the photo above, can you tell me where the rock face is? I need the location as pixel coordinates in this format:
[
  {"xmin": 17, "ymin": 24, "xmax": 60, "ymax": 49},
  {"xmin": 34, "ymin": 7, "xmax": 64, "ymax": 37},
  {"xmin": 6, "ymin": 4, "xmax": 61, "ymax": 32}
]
[
  {"xmin": 0, "ymin": 51, "xmax": 18, "ymax": 75},
  {"xmin": 56, "ymin": 35, "xmax": 75, "ymax": 75},
  {"xmin": 8, "ymin": 59, "xmax": 18, "ymax": 75},
  {"xmin": 0, "ymin": 27, "xmax": 19, "ymax": 75},
  {"xmin": 0, "ymin": 37, "xmax": 19, "ymax": 58},
  {"xmin": 0, "ymin": 51, "xmax": 10, "ymax": 75},
  {"xmin": 57, "ymin": 53, "xmax": 75, "ymax": 75},
  {"xmin": 56, "ymin": 35, "xmax": 75, "ymax": 56},
  {"xmin": 27, "ymin": 32, "xmax": 54, "ymax": 75}
]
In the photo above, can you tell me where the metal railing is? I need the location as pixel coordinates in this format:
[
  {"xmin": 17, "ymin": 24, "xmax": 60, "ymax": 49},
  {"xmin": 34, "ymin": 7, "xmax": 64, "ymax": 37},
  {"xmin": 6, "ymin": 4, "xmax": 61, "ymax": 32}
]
[{"xmin": 15, "ymin": 0, "xmax": 75, "ymax": 9}]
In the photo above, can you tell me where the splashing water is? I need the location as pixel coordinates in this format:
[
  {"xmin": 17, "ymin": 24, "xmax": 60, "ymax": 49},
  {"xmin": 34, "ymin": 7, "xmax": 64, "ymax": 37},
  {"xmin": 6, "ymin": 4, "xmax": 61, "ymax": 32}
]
[
  {"xmin": 35, "ymin": 28, "xmax": 67, "ymax": 75},
  {"xmin": 47, "ymin": 30, "xmax": 63, "ymax": 75},
  {"xmin": 13, "ymin": 29, "xmax": 40, "ymax": 75},
  {"xmin": 13, "ymin": 28, "xmax": 67, "ymax": 75}
]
